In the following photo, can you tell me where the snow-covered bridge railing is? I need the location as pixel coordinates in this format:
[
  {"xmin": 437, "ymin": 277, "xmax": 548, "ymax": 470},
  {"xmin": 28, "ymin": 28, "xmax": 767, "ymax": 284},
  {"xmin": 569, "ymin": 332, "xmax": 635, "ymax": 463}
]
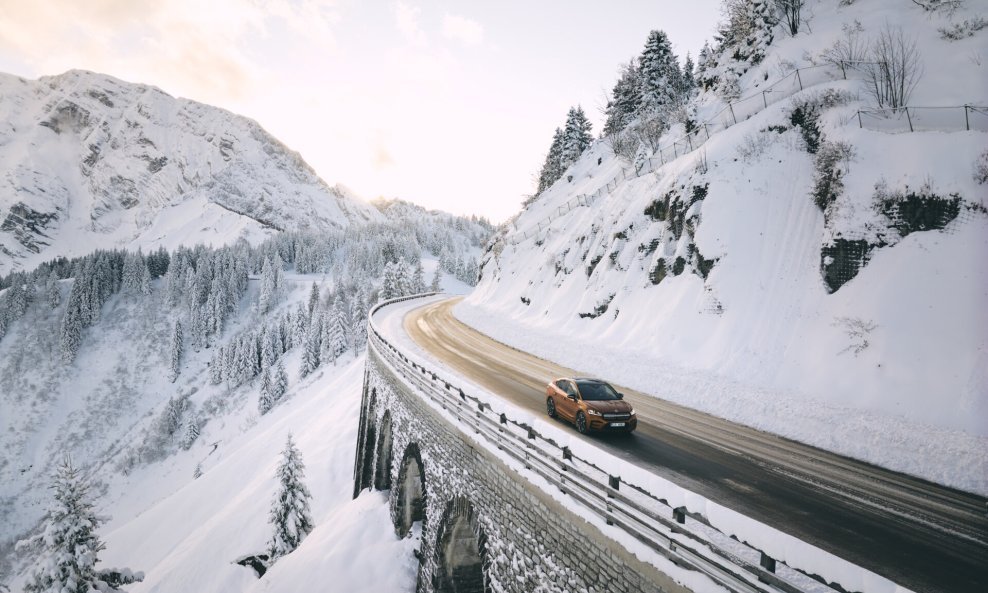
[{"xmin": 358, "ymin": 293, "xmax": 847, "ymax": 593}]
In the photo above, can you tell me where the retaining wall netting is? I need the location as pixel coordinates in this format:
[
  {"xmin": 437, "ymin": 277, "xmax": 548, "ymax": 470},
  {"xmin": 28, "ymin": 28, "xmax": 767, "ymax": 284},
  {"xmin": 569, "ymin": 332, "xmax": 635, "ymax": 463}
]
[{"xmin": 353, "ymin": 349, "xmax": 684, "ymax": 593}]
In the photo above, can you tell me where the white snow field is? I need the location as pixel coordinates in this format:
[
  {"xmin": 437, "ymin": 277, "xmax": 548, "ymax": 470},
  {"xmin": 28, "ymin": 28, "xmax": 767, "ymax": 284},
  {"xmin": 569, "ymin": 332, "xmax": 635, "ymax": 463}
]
[
  {"xmin": 95, "ymin": 355, "xmax": 419, "ymax": 593},
  {"xmin": 463, "ymin": 1, "xmax": 988, "ymax": 495}
]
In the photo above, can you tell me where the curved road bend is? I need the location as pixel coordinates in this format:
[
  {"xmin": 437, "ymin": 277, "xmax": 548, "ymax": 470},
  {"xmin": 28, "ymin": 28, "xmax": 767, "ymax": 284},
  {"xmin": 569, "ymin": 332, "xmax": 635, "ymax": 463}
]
[{"xmin": 401, "ymin": 298, "xmax": 988, "ymax": 593}]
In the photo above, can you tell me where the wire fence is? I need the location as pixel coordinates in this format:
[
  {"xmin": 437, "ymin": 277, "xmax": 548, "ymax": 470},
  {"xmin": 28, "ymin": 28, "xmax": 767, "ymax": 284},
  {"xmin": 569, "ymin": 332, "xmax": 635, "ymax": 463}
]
[
  {"xmin": 857, "ymin": 105, "xmax": 988, "ymax": 133},
  {"xmin": 509, "ymin": 60, "xmax": 985, "ymax": 247}
]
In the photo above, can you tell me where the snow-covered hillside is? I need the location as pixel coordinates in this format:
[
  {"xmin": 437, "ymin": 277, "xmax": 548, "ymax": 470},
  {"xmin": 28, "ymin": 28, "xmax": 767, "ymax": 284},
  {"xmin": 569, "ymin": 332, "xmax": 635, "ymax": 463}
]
[
  {"xmin": 0, "ymin": 70, "xmax": 383, "ymax": 275},
  {"xmin": 0, "ymin": 206, "xmax": 488, "ymax": 586},
  {"xmin": 464, "ymin": 0, "xmax": 987, "ymax": 493}
]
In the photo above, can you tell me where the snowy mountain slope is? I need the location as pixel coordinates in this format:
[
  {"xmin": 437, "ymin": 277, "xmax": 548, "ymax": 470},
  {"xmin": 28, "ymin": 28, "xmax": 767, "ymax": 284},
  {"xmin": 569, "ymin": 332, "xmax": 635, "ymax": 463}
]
[
  {"xmin": 0, "ymin": 212, "xmax": 488, "ymax": 585},
  {"xmin": 0, "ymin": 70, "xmax": 383, "ymax": 275},
  {"xmin": 463, "ymin": 1, "xmax": 988, "ymax": 492}
]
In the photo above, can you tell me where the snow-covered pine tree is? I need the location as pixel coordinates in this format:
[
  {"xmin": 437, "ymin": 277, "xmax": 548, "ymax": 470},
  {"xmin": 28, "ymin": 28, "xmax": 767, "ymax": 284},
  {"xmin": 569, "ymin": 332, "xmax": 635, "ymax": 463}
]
[
  {"xmin": 307, "ymin": 282, "xmax": 319, "ymax": 316},
  {"xmin": 300, "ymin": 315, "xmax": 321, "ymax": 378},
  {"xmin": 137, "ymin": 255, "xmax": 152, "ymax": 296},
  {"xmin": 707, "ymin": 0, "xmax": 777, "ymax": 98},
  {"xmin": 560, "ymin": 106, "xmax": 593, "ymax": 173},
  {"xmin": 273, "ymin": 359, "xmax": 289, "ymax": 402},
  {"xmin": 411, "ymin": 259, "xmax": 426, "ymax": 293},
  {"xmin": 180, "ymin": 416, "xmax": 200, "ymax": 449},
  {"xmin": 7, "ymin": 273, "xmax": 28, "ymax": 319},
  {"xmin": 165, "ymin": 253, "xmax": 186, "ymax": 306},
  {"xmin": 380, "ymin": 261, "xmax": 399, "ymax": 302},
  {"xmin": 680, "ymin": 52, "xmax": 697, "ymax": 98},
  {"xmin": 259, "ymin": 326, "xmax": 275, "ymax": 370},
  {"xmin": 45, "ymin": 270, "xmax": 61, "ymax": 309},
  {"xmin": 320, "ymin": 312, "xmax": 337, "ymax": 366},
  {"xmin": 121, "ymin": 251, "xmax": 142, "ymax": 295},
  {"xmin": 536, "ymin": 127, "xmax": 565, "ymax": 195},
  {"xmin": 395, "ymin": 256, "xmax": 412, "ymax": 297},
  {"xmin": 329, "ymin": 296, "xmax": 350, "ymax": 360},
  {"xmin": 206, "ymin": 275, "xmax": 226, "ymax": 337},
  {"xmin": 188, "ymin": 302, "xmax": 208, "ymax": 352},
  {"xmin": 258, "ymin": 257, "xmax": 276, "ymax": 314},
  {"xmin": 24, "ymin": 460, "xmax": 105, "ymax": 593},
  {"xmin": 258, "ymin": 367, "xmax": 274, "ymax": 415},
  {"xmin": 603, "ymin": 61, "xmax": 643, "ymax": 137},
  {"xmin": 430, "ymin": 265, "xmax": 442, "ymax": 292},
  {"xmin": 268, "ymin": 435, "xmax": 313, "ymax": 560},
  {"xmin": 59, "ymin": 280, "xmax": 84, "ymax": 363},
  {"xmin": 209, "ymin": 345, "xmax": 225, "ymax": 385},
  {"xmin": 293, "ymin": 303, "xmax": 308, "ymax": 348},
  {"xmin": 169, "ymin": 320, "xmax": 183, "ymax": 383},
  {"xmin": 639, "ymin": 29, "xmax": 682, "ymax": 117}
]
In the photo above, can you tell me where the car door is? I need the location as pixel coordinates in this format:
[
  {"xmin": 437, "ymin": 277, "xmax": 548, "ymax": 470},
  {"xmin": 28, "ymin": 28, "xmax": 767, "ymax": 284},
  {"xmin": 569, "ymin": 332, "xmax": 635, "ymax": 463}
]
[{"xmin": 556, "ymin": 379, "xmax": 579, "ymax": 421}]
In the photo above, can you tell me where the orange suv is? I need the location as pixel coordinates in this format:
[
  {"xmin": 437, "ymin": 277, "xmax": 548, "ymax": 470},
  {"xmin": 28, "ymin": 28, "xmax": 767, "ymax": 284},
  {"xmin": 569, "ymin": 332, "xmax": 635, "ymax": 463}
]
[{"xmin": 546, "ymin": 377, "xmax": 637, "ymax": 434}]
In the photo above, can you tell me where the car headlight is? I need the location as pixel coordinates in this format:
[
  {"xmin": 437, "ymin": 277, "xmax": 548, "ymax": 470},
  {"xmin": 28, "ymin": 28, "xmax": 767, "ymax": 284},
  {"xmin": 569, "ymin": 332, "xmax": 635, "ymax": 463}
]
[
  {"xmin": 586, "ymin": 408, "xmax": 602, "ymax": 416},
  {"xmin": 629, "ymin": 408, "xmax": 636, "ymax": 415}
]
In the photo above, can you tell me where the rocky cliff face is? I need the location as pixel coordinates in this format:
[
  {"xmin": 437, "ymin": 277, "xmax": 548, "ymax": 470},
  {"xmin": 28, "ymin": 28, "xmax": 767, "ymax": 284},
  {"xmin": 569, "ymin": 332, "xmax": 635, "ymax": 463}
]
[{"xmin": 0, "ymin": 70, "xmax": 381, "ymax": 273}]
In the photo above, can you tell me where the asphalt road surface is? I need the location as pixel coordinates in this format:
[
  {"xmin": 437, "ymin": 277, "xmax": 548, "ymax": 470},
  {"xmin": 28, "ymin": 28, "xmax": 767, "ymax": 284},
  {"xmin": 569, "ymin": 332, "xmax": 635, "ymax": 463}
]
[{"xmin": 401, "ymin": 297, "xmax": 988, "ymax": 593}]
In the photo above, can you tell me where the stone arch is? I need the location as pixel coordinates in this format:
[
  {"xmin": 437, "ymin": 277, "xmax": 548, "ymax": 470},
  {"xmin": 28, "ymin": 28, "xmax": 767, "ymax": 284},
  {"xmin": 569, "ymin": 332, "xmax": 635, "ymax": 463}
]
[
  {"xmin": 374, "ymin": 411, "xmax": 393, "ymax": 490},
  {"xmin": 353, "ymin": 387, "xmax": 378, "ymax": 496},
  {"xmin": 431, "ymin": 497, "xmax": 489, "ymax": 593},
  {"xmin": 393, "ymin": 442, "xmax": 426, "ymax": 537}
]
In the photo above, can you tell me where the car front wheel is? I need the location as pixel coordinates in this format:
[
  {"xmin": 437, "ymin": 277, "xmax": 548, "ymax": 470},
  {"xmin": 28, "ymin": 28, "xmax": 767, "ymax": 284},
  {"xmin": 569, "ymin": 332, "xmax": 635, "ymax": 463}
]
[
  {"xmin": 576, "ymin": 411, "xmax": 588, "ymax": 434},
  {"xmin": 546, "ymin": 398, "xmax": 557, "ymax": 418}
]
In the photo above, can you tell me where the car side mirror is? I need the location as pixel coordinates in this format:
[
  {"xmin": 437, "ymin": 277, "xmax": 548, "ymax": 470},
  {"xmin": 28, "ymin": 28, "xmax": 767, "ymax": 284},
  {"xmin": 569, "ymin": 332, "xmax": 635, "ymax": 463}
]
[
  {"xmin": 617, "ymin": 393, "xmax": 624, "ymax": 400},
  {"xmin": 567, "ymin": 394, "xmax": 577, "ymax": 401}
]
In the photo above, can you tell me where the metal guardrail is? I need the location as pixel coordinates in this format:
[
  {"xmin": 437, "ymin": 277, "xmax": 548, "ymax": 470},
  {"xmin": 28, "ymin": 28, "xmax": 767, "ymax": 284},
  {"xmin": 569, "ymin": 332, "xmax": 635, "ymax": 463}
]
[{"xmin": 368, "ymin": 294, "xmax": 844, "ymax": 593}]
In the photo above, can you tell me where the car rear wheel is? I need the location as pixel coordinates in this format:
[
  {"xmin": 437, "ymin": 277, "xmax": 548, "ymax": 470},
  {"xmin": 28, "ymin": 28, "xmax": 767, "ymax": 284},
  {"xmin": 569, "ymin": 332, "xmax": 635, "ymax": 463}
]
[
  {"xmin": 546, "ymin": 398, "xmax": 557, "ymax": 418},
  {"xmin": 576, "ymin": 411, "xmax": 588, "ymax": 434}
]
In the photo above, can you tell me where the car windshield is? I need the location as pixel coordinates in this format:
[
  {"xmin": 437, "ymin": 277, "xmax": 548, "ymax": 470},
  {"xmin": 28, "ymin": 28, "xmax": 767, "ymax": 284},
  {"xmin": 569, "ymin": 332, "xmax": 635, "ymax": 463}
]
[{"xmin": 576, "ymin": 381, "xmax": 619, "ymax": 401}]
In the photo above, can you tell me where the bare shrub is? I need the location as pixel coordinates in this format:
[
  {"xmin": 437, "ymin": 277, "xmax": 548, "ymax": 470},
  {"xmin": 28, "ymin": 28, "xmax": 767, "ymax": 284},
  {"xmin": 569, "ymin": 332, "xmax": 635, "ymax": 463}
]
[
  {"xmin": 822, "ymin": 21, "xmax": 869, "ymax": 69},
  {"xmin": 833, "ymin": 316, "xmax": 877, "ymax": 356},
  {"xmin": 939, "ymin": 17, "xmax": 988, "ymax": 41},
  {"xmin": 975, "ymin": 149, "xmax": 988, "ymax": 185},
  {"xmin": 910, "ymin": 0, "xmax": 964, "ymax": 16},
  {"xmin": 736, "ymin": 132, "xmax": 773, "ymax": 163},
  {"xmin": 633, "ymin": 114, "xmax": 668, "ymax": 154},
  {"xmin": 695, "ymin": 149, "xmax": 709, "ymax": 175},
  {"xmin": 865, "ymin": 25, "xmax": 923, "ymax": 109},
  {"xmin": 774, "ymin": 0, "xmax": 805, "ymax": 36},
  {"xmin": 608, "ymin": 129, "xmax": 638, "ymax": 162}
]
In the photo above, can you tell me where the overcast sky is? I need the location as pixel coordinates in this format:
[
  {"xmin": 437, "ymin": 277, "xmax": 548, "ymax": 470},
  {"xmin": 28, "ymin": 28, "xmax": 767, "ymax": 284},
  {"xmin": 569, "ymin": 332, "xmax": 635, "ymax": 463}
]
[{"xmin": 0, "ymin": 0, "xmax": 722, "ymax": 222}]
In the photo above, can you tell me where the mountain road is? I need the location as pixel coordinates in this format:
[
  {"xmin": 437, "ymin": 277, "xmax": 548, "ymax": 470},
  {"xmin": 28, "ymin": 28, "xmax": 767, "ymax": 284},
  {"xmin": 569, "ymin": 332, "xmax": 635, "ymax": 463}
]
[{"xmin": 401, "ymin": 297, "xmax": 988, "ymax": 593}]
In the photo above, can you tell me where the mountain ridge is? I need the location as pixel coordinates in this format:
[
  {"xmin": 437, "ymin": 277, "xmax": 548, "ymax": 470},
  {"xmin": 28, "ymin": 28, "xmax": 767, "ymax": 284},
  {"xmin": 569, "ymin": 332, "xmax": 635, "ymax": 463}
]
[{"xmin": 0, "ymin": 69, "xmax": 382, "ymax": 274}]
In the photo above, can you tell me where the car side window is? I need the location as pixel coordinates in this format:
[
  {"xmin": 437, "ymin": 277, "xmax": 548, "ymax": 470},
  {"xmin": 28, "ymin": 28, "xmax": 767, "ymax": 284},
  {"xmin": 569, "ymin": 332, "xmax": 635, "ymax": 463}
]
[{"xmin": 557, "ymin": 380, "xmax": 576, "ymax": 397}]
